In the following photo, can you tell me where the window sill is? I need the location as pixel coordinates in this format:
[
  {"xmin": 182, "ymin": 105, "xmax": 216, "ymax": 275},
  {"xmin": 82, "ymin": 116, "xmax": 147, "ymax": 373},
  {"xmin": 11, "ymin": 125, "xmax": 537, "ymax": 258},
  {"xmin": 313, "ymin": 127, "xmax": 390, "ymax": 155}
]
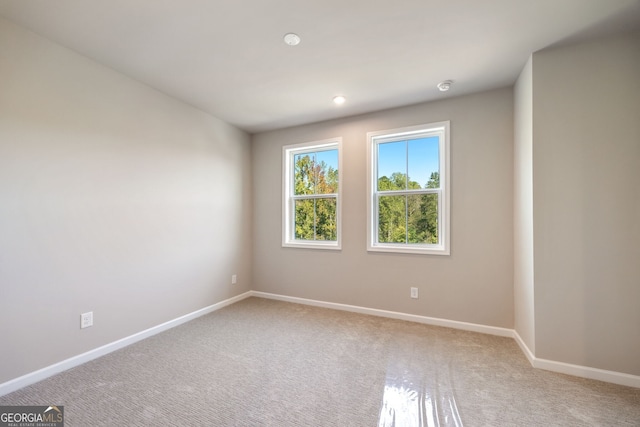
[
  {"xmin": 283, "ymin": 241, "xmax": 342, "ymax": 251},
  {"xmin": 367, "ymin": 244, "xmax": 449, "ymax": 256}
]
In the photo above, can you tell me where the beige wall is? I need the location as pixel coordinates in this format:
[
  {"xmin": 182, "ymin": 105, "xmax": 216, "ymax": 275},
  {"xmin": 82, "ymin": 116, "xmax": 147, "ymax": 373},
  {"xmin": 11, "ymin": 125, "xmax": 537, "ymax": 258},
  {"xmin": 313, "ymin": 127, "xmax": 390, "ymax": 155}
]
[
  {"xmin": 0, "ymin": 17, "xmax": 252, "ymax": 384},
  {"xmin": 532, "ymin": 31, "xmax": 640, "ymax": 375},
  {"xmin": 252, "ymin": 89, "xmax": 514, "ymax": 328},
  {"xmin": 513, "ymin": 56, "xmax": 535, "ymax": 353},
  {"xmin": 4, "ymin": 7, "xmax": 636, "ymax": 390}
]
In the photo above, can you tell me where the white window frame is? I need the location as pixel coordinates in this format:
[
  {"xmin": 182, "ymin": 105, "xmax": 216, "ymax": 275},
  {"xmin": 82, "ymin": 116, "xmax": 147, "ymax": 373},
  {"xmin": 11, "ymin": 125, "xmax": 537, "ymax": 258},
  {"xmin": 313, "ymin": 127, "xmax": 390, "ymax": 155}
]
[
  {"xmin": 367, "ymin": 121, "xmax": 450, "ymax": 255},
  {"xmin": 282, "ymin": 138, "xmax": 342, "ymax": 250}
]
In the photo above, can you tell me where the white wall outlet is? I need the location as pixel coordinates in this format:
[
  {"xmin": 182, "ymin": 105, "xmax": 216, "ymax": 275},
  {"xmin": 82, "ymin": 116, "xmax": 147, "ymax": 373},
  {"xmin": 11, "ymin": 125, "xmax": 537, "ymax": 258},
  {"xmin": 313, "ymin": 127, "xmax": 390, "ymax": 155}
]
[
  {"xmin": 231, "ymin": 274, "xmax": 237, "ymax": 284},
  {"xmin": 80, "ymin": 311, "xmax": 93, "ymax": 329},
  {"xmin": 410, "ymin": 287, "xmax": 419, "ymax": 299}
]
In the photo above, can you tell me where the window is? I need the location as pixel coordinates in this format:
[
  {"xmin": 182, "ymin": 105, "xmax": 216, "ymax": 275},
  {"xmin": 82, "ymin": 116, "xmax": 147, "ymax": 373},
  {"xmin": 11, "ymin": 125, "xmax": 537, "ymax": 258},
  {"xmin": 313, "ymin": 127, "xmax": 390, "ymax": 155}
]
[
  {"xmin": 367, "ymin": 122, "xmax": 450, "ymax": 255},
  {"xmin": 283, "ymin": 138, "xmax": 342, "ymax": 249}
]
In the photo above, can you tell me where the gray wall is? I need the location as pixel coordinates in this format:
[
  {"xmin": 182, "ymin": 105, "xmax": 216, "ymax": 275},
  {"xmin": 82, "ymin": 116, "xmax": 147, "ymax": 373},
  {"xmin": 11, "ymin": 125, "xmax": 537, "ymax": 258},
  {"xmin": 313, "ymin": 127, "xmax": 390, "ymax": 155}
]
[
  {"xmin": 4, "ymin": 10, "xmax": 636, "ymax": 389},
  {"xmin": 252, "ymin": 89, "xmax": 514, "ymax": 328},
  {"xmin": 0, "ymin": 17, "xmax": 252, "ymax": 384},
  {"xmin": 513, "ymin": 57, "xmax": 536, "ymax": 353},
  {"xmin": 532, "ymin": 31, "xmax": 640, "ymax": 375}
]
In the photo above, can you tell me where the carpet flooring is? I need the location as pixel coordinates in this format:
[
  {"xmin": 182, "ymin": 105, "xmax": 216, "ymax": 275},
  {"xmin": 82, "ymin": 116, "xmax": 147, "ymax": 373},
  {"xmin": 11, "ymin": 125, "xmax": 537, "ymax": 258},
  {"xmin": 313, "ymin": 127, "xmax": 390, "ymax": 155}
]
[{"xmin": 1, "ymin": 297, "xmax": 639, "ymax": 426}]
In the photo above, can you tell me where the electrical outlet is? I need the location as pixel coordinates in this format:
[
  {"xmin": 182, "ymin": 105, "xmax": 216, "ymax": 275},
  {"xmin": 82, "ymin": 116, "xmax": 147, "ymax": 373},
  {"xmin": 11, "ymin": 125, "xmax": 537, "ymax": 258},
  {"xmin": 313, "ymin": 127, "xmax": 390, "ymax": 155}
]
[
  {"xmin": 231, "ymin": 274, "xmax": 237, "ymax": 284},
  {"xmin": 80, "ymin": 311, "xmax": 93, "ymax": 329},
  {"xmin": 410, "ymin": 287, "xmax": 419, "ymax": 299}
]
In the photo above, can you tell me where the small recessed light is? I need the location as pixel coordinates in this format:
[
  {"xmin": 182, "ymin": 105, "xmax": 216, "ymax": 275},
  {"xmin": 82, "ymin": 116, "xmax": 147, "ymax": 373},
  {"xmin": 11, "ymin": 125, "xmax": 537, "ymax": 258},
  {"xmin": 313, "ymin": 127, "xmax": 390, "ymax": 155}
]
[
  {"xmin": 333, "ymin": 95, "xmax": 346, "ymax": 105},
  {"xmin": 283, "ymin": 33, "xmax": 301, "ymax": 46},
  {"xmin": 437, "ymin": 80, "xmax": 453, "ymax": 92}
]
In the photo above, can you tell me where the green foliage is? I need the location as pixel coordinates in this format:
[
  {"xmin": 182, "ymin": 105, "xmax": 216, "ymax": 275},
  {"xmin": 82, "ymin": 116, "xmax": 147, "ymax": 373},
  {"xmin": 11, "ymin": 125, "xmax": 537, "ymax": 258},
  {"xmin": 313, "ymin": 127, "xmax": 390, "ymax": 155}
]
[
  {"xmin": 292, "ymin": 149, "xmax": 439, "ymax": 245},
  {"xmin": 293, "ymin": 153, "xmax": 338, "ymax": 241},
  {"xmin": 378, "ymin": 172, "xmax": 439, "ymax": 245},
  {"xmin": 426, "ymin": 171, "xmax": 439, "ymax": 189}
]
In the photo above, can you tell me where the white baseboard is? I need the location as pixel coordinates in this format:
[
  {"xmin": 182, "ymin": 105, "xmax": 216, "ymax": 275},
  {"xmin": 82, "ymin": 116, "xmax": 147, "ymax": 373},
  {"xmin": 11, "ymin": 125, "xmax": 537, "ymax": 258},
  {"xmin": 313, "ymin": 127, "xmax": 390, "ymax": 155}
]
[
  {"xmin": 513, "ymin": 329, "xmax": 536, "ymax": 365},
  {"xmin": 3, "ymin": 290, "xmax": 638, "ymax": 396},
  {"xmin": 0, "ymin": 291, "xmax": 253, "ymax": 397},
  {"xmin": 250, "ymin": 291, "xmax": 514, "ymax": 337},
  {"xmin": 513, "ymin": 330, "xmax": 640, "ymax": 388},
  {"xmin": 532, "ymin": 359, "xmax": 640, "ymax": 389},
  {"xmin": 255, "ymin": 292, "xmax": 640, "ymax": 389}
]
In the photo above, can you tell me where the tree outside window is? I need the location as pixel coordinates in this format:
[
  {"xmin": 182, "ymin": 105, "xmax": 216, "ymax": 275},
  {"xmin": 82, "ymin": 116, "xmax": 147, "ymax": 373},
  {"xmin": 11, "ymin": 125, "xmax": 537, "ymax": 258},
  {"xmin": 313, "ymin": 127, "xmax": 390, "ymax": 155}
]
[
  {"xmin": 283, "ymin": 139, "xmax": 342, "ymax": 249},
  {"xmin": 368, "ymin": 122, "xmax": 450, "ymax": 255}
]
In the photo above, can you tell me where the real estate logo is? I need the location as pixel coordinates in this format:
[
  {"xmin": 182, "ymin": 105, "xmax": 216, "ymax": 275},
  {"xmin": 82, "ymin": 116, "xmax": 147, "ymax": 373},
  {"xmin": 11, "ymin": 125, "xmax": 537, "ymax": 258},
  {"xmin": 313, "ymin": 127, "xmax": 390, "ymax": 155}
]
[{"xmin": 0, "ymin": 406, "xmax": 64, "ymax": 427}]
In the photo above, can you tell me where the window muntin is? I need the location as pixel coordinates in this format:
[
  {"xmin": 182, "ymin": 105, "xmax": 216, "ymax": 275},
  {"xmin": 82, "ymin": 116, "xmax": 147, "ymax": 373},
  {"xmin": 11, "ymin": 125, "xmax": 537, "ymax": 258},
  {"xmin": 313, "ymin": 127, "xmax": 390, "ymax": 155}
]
[
  {"xmin": 283, "ymin": 139, "xmax": 341, "ymax": 249},
  {"xmin": 368, "ymin": 122, "xmax": 450, "ymax": 255}
]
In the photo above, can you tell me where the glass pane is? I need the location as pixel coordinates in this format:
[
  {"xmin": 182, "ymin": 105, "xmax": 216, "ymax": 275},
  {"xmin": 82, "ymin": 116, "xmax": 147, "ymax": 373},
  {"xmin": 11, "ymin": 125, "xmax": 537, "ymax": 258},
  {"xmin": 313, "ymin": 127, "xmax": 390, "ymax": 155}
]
[
  {"xmin": 294, "ymin": 199, "xmax": 315, "ymax": 240},
  {"xmin": 377, "ymin": 141, "xmax": 407, "ymax": 190},
  {"xmin": 408, "ymin": 136, "xmax": 440, "ymax": 190},
  {"xmin": 315, "ymin": 149, "xmax": 339, "ymax": 194},
  {"xmin": 315, "ymin": 198, "xmax": 337, "ymax": 241},
  {"xmin": 407, "ymin": 194, "xmax": 438, "ymax": 244},
  {"xmin": 378, "ymin": 195, "xmax": 407, "ymax": 243},
  {"xmin": 294, "ymin": 153, "xmax": 316, "ymax": 195}
]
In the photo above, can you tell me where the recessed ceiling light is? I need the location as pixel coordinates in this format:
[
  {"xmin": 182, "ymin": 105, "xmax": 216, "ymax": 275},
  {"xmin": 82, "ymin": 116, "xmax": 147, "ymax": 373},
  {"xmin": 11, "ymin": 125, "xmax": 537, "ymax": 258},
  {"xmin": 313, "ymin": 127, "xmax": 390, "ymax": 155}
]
[
  {"xmin": 333, "ymin": 95, "xmax": 346, "ymax": 105},
  {"xmin": 437, "ymin": 80, "xmax": 453, "ymax": 92},
  {"xmin": 283, "ymin": 33, "xmax": 301, "ymax": 46}
]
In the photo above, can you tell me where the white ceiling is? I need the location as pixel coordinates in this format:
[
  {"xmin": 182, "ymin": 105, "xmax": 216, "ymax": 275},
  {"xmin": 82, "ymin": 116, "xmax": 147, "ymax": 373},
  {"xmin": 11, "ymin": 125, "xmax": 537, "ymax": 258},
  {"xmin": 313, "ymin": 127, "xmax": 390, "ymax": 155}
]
[{"xmin": 1, "ymin": 0, "xmax": 639, "ymax": 133}]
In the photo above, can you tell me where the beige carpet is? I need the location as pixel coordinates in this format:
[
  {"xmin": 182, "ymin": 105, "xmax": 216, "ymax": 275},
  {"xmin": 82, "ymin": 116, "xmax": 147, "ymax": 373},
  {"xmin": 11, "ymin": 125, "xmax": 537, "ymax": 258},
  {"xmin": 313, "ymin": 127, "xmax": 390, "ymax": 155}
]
[{"xmin": 1, "ymin": 297, "xmax": 639, "ymax": 426}]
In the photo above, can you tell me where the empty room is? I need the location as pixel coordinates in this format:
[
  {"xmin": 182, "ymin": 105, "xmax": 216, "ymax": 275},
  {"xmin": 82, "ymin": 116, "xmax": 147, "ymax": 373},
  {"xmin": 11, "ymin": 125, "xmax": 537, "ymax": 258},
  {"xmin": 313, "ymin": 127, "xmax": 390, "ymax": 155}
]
[{"xmin": 1, "ymin": 1, "xmax": 639, "ymax": 426}]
